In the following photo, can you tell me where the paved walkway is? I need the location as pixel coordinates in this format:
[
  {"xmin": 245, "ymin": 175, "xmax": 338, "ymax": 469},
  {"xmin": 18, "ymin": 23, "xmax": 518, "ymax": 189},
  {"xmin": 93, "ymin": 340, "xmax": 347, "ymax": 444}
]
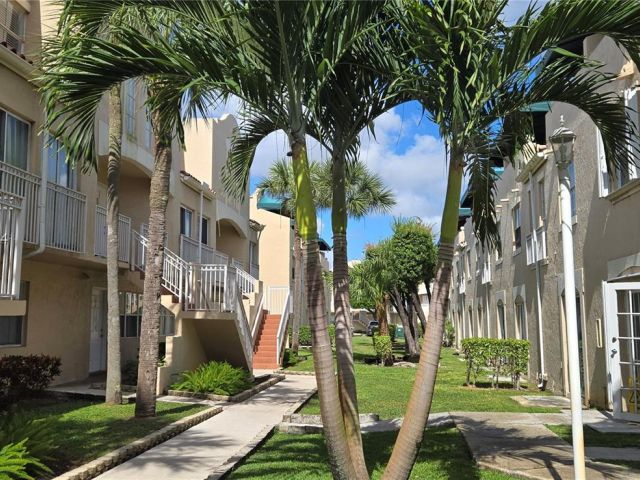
[
  {"xmin": 95, "ymin": 375, "xmax": 317, "ymax": 480},
  {"xmin": 453, "ymin": 412, "xmax": 638, "ymax": 479}
]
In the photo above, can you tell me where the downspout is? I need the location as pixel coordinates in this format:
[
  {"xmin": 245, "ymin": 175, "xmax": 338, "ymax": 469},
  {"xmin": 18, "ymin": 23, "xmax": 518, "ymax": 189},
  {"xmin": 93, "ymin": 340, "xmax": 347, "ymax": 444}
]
[
  {"xmin": 198, "ymin": 188, "xmax": 203, "ymax": 263},
  {"xmin": 24, "ymin": 126, "xmax": 48, "ymax": 259},
  {"xmin": 529, "ymin": 171, "xmax": 546, "ymax": 389}
]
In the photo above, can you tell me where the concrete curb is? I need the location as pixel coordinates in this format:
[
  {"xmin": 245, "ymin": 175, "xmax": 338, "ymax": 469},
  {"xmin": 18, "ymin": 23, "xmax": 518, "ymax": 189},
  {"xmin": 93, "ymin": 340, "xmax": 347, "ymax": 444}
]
[
  {"xmin": 167, "ymin": 374, "xmax": 284, "ymax": 403},
  {"xmin": 275, "ymin": 369, "xmax": 316, "ymax": 376},
  {"xmin": 206, "ymin": 385, "xmax": 319, "ymax": 480},
  {"xmin": 51, "ymin": 405, "xmax": 222, "ymax": 480}
]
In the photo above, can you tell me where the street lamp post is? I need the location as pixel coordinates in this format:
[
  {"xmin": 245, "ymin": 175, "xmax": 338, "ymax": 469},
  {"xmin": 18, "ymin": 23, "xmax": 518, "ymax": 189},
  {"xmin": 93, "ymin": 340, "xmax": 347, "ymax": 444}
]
[{"xmin": 550, "ymin": 116, "xmax": 586, "ymax": 479}]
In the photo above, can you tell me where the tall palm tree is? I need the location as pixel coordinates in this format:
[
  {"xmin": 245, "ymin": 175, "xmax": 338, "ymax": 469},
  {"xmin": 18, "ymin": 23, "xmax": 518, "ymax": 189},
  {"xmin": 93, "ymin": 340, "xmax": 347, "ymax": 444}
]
[{"xmin": 382, "ymin": 1, "xmax": 640, "ymax": 478}]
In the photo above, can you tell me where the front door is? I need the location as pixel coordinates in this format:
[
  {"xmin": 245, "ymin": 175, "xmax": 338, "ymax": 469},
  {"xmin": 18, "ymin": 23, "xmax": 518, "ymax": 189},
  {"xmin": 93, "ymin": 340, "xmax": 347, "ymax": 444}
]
[
  {"xmin": 90, "ymin": 288, "xmax": 108, "ymax": 373},
  {"xmin": 605, "ymin": 282, "xmax": 640, "ymax": 420}
]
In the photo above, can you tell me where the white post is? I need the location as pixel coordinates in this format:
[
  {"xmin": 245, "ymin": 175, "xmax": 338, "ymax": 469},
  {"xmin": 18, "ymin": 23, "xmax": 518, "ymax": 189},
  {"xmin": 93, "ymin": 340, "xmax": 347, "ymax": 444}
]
[
  {"xmin": 557, "ymin": 157, "xmax": 586, "ymax": 479},
  {"xmin": 529, "ymin": 171, "xmax": 546, "ymax": 387}
]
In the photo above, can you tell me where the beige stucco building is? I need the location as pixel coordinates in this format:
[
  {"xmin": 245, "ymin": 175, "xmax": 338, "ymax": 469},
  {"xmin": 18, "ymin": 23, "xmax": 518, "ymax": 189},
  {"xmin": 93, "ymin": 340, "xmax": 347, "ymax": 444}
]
[
  {"xmin": 449, "ymin": 35, "xmax": 640, "ymax": 420},
  {"xmin": 0, "ymin": 0, "xmax": 281, "ymax": 393}
]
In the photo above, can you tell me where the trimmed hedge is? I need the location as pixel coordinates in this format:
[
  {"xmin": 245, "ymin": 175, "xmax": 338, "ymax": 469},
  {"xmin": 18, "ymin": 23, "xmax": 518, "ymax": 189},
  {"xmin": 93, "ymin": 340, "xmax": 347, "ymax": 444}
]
[
  {"xmin": 461, "ymin": 338, "xmax": 530, "ymax": 389},
  {"xmin": 372, "ymin": 333, "xmax": 393, "ymax": 366},
  {"xmin": 297, "ymin": 325, "xmax": 336, "ymax": 347}
]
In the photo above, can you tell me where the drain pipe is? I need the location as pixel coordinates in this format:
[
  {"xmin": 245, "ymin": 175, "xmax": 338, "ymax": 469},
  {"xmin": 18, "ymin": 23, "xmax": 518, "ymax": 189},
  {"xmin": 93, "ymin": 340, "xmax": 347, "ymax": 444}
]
[
  {"xmin": 24, "ymin": 127, "xmax": 48, "ymax": 259},
  {"xmin": 198, "ymin": 187, "xmax": 204, "ymax": 263},
  {"xmin": 529, "ymin": 170, "xmax": 546, "ymax": 389}
]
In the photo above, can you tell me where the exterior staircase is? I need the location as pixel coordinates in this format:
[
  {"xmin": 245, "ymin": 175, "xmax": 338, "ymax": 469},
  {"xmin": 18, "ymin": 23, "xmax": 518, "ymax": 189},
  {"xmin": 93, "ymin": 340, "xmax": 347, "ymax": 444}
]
[{"xmin": 253, "ymin": 313, "xmax": 282, "ymax": 369}]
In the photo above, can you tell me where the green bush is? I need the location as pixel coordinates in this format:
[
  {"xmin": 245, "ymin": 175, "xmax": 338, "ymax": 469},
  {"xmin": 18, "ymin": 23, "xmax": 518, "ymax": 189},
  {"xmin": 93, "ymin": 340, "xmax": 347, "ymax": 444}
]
[
  {"xmin": 283, "ymin": 349, "xmax": 298, "ymax": 368},
  {"xmin": 443, "ymin": 321, "xmax": 455, "ymax": 347},
  {"xmin": 328, "ymin": 324, "xmax": 336, "ymax": 346},
  {"xmin": 298, "ymin": 326, "xmax": 312, "ymax": 346},
  {"xmin": 0, "ymin": 440, "xmax": 49, "ymax": 480},
  {"xmin": 372, "ymin": 334, "xmax": 393, "ymax": 366},
  {"xmin": 171, "ymin": 361, "xmax": 251, "ymax": 395},
  {"xmin": 461, "ymin": 338, "xmax": 530, "ymax": 389},
  {"xmin": 0, "ymin": 409, "xmax": 54, "ymax": 478},
  {"xmin": 388, "ymin": 324, "xmax": 397, "ymax": 342},
  {"xmin": 121, "ymin": 360, "xmax": 138, "ymax": 386},
  {"xmin": 0, "ymin": 355, "xmax": 61, "ymax": 400}
]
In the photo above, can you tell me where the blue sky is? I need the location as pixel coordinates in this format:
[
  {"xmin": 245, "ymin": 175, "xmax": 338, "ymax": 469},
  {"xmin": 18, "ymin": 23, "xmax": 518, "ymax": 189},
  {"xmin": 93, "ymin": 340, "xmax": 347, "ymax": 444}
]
[{"xmin": 211, "ymin": 1, "xmax": 544, "ymax": 264}]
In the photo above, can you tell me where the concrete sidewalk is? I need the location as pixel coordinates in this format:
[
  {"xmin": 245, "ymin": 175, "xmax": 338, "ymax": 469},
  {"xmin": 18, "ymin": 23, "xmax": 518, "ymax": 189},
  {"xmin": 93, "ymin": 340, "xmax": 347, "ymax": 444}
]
[
  {"xmin": 453, "ymin": 412, "xmax": 638, "ymax": 480},
  {"xmin": 95, "ymin": 375, "xmax": 317, "ymax": 480}
]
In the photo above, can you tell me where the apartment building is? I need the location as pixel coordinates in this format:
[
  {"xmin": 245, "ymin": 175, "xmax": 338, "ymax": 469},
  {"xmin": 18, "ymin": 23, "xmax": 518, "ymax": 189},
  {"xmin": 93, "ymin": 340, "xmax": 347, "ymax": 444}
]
[
  {"xmin": 450, "ymin": 35, "xmax": 640, "ymax": 420},
  {"xmin": 0, "ymin": 0, "xmax": 272, "ymax": 394}
]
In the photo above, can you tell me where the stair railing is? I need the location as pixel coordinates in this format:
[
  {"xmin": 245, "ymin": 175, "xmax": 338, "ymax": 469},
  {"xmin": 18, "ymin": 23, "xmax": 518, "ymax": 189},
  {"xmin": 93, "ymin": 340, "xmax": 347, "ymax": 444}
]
[
  {"xmin": 275, "ymin": 292, "xmax": 292, "ymax": 366},
  {"xmin": 251, "ymin": 290, "xmax": 265, "ymax": 347},
  {"xmin": 235, "ymin": 283, "xmax": 253, "ymax": 368}
]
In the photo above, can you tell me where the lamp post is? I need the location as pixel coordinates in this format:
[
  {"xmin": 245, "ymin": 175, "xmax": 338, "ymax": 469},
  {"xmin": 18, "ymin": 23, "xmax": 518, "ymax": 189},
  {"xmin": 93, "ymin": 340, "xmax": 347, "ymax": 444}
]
[{"xmin": 550, "ymin": 116, "xmax": 585, "ymax": 479}]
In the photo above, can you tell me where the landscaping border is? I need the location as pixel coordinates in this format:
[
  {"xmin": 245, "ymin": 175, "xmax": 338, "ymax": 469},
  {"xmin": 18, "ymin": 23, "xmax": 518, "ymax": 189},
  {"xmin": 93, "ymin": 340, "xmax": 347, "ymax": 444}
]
[
  {"xmin": 167, "ymin": 374, "xmax": 284, "ymax": 403},
  {"xmin": 52, "ymin": 405, "xmax": 222, "ymax": 480}
]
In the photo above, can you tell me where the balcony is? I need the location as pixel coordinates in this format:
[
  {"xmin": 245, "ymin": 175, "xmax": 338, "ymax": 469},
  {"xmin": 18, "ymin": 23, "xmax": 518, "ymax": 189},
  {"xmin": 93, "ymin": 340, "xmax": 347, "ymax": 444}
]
[
  {"xmin": 94, "ymin": 206, "xmax": 132, "ymax": 262},
  {"xmin": 250, "ymin": 262, "xmax": 259, "ymax": 280},
  {"xmin": 179, "ymin": 234, "xmax": 228, "ymax": 265},
  {"xmin": 0, "ymin": 162, "xmax": 87, "ymax": 253},
  {"xmin": 0, "ymin": 193, "xmax": 24, "ymax": 299},
  {"xmin": 526, "ymin": 226, "xmax": 547, "ymax": 266}
]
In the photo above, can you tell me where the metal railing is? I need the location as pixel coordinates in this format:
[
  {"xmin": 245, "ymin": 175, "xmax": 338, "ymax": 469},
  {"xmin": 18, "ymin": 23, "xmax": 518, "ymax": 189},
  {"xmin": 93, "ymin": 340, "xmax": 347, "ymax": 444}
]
[
  {"xmin": 232, "ymin": 258, "xmax": 244, "ymax": 271},
  {"xmin": 250, "ymin": 262, "xmax": 259, "ymax": 280},
  {"xmin": 275, "ymin": 292, "xmax": 292, "ymax": 366},
  {"xmin": 179, "ymin": 234, "xmax": 227, "ymax": 265},
  {"xmin": 45, "ymin": 182, "xmax": 86, "ymax": 253},
  {"xmin": 526, "ymin": 226, "xmax": 547, "ymax": 265},
  {"xmin": 236, "ymin": 267, "xmax": 257, "ymax": 296},
  {"xmin": 184, "ymin": 264, "xmax": 228, "ymax": 311},
  {"xmin": 0, "ymin": 162, "xmax": 40, "ymax": 244},
  {"xmin": 266, "ymin": 286, "xmax": 290, "ymax": 314},
  {"xmin": 0, "ymin": 193, "xmax": 24, "ymax": 298},
  {"xmin": 251, "ymin": 290, "xmax": 265, "ymax": 346},
  {"xmin": 94, "ymin": 206, "xmax": 132, "ymax": 262},
  {"xmin": 234, "ymin": 285, "xmax": 253, "ymax": 367}
]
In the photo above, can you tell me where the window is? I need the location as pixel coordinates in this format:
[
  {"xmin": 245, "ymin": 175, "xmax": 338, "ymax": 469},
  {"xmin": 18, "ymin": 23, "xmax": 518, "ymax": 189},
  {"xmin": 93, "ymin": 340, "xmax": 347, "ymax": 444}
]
[
  {"xmin": 119, "ymin": 291, "xmax": 175, "ymax": 337},
  {"xmin": 123, "ymin": 80, "xmax": 136, "ymax": 138},
  {"xmin": 200, "ymin": 216, "xmax": 209, "ymax": 245},
  {"xmin": 512, "ymin": 203, "xmax": 521, "ymax": 251},
  {"xmin": 567, "ymin": 161, "xmax": 576, "ymax": 218},
  {"xmin": 180, "ymin": 206, "xmax": 193, "ymax": 238},
  {"xmin": 497, "ymin": 300, "xmax": 506, "ymax": 339},
  {"xmin": 465, "ymin": 250, "xmax": 471, "ymax": 280},
  {"xmin": 0, "ymin": 0, "xmax": 26, "ymax": 54},
  {"xmin": 536, "ymin": 178, "xmax": 546, "ymax": 227},
  {"xmin": 477, "ymin": 306, "xmax": 483, "ymax": 337},
  {"xmin": 495, "ymin": 220, "xmax": 502, "ymax": 262},
  {"xmin": 47, "ymin": 136, "xmax": 75, "ymax": 188},
  {"xmin": 0, "ymin": 109, "xmax": 29, "ymax": 170},
  {"xmin": 0, "ymin": 282, "xmax": 28, "ymax": 346},
  {"xmin": 515, "ymin": 298, "xmax": 527, "ymax": 340},
  {"xmin": 475, "ymin": 241, "xmax": 480, "ymax": 274}
]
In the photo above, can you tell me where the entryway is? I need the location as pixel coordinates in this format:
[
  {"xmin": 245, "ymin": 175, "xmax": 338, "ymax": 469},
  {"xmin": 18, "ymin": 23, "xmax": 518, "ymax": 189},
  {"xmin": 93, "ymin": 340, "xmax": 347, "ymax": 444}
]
[
  {"xmin": 90, "ymin": 287, "xmax": 108, "ymax": 373},
  {"xmin": 604, "ymin": 282, "xmax": 640, "ymax": 420}
]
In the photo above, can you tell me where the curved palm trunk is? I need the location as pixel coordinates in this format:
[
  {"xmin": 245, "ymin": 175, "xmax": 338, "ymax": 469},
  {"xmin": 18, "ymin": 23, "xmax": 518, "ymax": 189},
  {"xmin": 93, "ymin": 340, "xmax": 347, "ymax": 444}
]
[
  {"xmin": 331, "ymin": 152, "xmax": 368, "ymax": 479},
  {"xmin": 135, "ymin": 113, "xmax": 172, "ymax": 418},
  {"xmin": 382, "ymin": 149, "xmax": 464, "ymax": 480},
  {"xmin": 411, "ymin": 290, "xmax": 427, "ymax": 334},
  {"xmin": 291, "ymin": 223, "xmax": 302, "ymax": 354},
  {"xmin": 290, "ymin": 133, "xmax": 354, "ymax": 480},
  {"xmin": 391, "ymin": 289, "xmax": 419, "ymax": 358},
  {"xmin": 105, "ymin": 85, "xmax": 122, "ymax": 405}
]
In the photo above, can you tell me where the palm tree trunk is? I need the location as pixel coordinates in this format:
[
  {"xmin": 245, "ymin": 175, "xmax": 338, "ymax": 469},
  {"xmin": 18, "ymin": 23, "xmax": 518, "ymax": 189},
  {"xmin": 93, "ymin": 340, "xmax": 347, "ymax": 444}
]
[
  {"xmin": 375, "ymin": 301, "xmax": 389, "ymax": 336},
  {"xmin": 382, "ymin": 148, "xmax": 464, "ymax": 480},
  {"xmin": 135, "ymin": 111, "xmax": 171, "ymax": 418},
  {"xmin": 105, "ymin": 85, "xmax": 122, "ymax": 405},
  {"xmin": 331, "ymin": 150, "xmax": 368, "ymax": 479},
  {"xmin": 289, "ymin": 133, "xmax": 354, "ymax": 480},
  {"xmin": 411, "ymin": 290, "xmax": 427, "ymax": 334},
  {"xmin": 291, "ymin": 223, "xmax": 302, "ymax": 354}
]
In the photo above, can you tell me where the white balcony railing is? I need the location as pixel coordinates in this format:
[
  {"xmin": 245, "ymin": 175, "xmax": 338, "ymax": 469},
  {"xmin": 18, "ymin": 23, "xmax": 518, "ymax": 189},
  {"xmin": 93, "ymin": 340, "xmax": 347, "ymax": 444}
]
[
  {"xmin": 94, "ymin": 206, "xmax": 132, "ymax": 262},
  {"xmin": 232, "ymin": 258, "xmax": 244, "ymax": 271},
  {"xmin": 179, "ymin": 234, "xmax": 229, "ymax": 265},
  {"xmin": 0, "ymin": 193, "xmax": 24, "ymax": 298},
  {"xmin": 250, "ymin": 262, "xmax": 259, "ymax": 280},
  {"xmin": 45, "ymin": 182, "xmax": 86, "ymax": 253},
  {"xmin": 526, "ymin": 226, "xmax": 547, "ymax": 266},
  {"xmin": 0, "ymin": 162, "xmax": 40, "ymax": 244}
]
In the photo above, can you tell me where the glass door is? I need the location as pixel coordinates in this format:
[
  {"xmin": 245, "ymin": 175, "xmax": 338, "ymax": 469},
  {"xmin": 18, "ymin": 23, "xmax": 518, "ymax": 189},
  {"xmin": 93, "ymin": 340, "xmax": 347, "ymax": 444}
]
[{"xmin": 605, "ymin": 283, "xmax": 640, "ymax": 420}]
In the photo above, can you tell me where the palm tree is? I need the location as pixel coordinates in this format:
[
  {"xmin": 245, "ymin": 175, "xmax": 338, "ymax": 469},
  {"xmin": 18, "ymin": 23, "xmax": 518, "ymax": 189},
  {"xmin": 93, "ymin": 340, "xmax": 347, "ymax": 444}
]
[
  {"xmin": 382, "ymin": 1, "xmax": 640, "ymax": 478},
  {"xmin": 40, "ymin": 6, "xmax": 221, "ymax": 417}
]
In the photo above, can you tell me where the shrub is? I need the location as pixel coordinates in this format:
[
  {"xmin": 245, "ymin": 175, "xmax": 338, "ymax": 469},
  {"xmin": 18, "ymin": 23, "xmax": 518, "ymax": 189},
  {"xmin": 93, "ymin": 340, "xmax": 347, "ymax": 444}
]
[
  {"xmin": 327, "ymin": 324, "xmax": 336, "ymax": 346},
  {"xmin": 298, "ymin": 326, "xmax": 312, "ymax": 346},
  {"xmin": 283, "ymin": 349, "xmax": 298, "ymax": 368},
  {"xmin": 121, "ymin": 360, "xmax": 138, "ymax": 386},
  {"xmin": 372, "ymin": 334, "xmax": 393, "ymax": 366},
  {"xmin": 0, "ymin": 408, "xmax": 55, "ymax": 474},
  {"xmin": 0, "ymin": 440, "xmax": 49, "ymax": 480},
  {"xmin": 171, "ymin": 361, "xmax": 251, "ymax": 395},
  {"xmin": 0, "ymin": 355, "xmax": 61, "ymax": 399},
  {"xmin": 443, "ymin": 321, "xmax": 455, "ymax": 347},
  {"xmin": 461, "ymin": 338, "xmax": 530, "ymax": 389},
  {"xmin": 388, "ymin": 324, "xmax": 397, "ymax": 342}
]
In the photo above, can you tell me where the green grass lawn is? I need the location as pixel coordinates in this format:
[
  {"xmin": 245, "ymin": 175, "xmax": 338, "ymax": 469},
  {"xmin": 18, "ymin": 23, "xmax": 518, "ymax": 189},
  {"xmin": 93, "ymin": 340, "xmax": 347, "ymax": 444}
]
[
  {"xmin": 20, "ymin": 399, "xmax": 207, "ymax": 475},
  {"xmin": 291, "ymin": 336, "xmax": 559, "ymax": 418},
  {"xmin": 545, "ymin": 424, "xmax": 640, "ymax": 471},
  {"xmin": 229, "ymin": 427, "xmax": 517, "ymax": 479}
]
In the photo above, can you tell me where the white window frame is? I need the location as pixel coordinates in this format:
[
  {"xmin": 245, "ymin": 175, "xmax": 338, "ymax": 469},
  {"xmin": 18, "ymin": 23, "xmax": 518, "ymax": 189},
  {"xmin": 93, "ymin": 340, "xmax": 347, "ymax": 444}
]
[
  {"xmin": 0, "ymin": 0, "xmax": 27, "ymax": 55},
  {"xmin": 515, "ymin": 298, "xmax": 527, "ymax": 340},
  {"xmin": 47, "ymin": 135, "xmax": 76, "ymax": 189},
  {"xmin": 123, "ymin": 80, "xmax": 136, "ymax": 138},
  {"xmin": 180, "ymin": 206, "xmax": 193, "ymax": 238},
  {"xmin": 0, "ymin": 108, "xmax": 30, "ymax": 170},
  {"xmin": 512, "ymin": 203, "xmax": 522, "ymax": 254},
  {"xmin": 0, "ymin": 281, "xmax": 27, "ymax": 346}
]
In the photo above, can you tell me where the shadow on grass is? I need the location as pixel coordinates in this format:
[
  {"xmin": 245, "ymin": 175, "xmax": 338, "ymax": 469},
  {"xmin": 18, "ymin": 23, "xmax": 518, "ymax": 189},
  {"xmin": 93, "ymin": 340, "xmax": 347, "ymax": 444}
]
[{"xmin": 227, "ymin": 427, "xmax": 486, "ymax": 479}]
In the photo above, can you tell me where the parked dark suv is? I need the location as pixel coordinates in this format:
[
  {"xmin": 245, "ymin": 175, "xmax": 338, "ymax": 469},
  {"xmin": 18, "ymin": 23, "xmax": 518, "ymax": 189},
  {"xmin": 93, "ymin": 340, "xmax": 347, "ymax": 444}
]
[{"xmin": 366, "ymin": 321, "xmax": 379, "ymax": 336}]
